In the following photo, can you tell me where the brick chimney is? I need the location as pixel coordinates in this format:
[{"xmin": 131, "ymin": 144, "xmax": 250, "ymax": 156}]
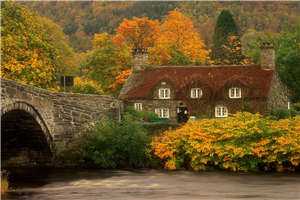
[
  {"xmin": 132, "ymin": 48, "xmax": 148, "ymax": 72},
  {"xmin": 260, "ymin": 42, "xmax": 275, "ymax": 70}
]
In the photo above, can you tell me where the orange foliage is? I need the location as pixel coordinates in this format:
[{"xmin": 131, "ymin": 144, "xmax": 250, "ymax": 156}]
[
  {"xmin": 109, "ymin": 69, "xmax": 132, "ymax": 91},
  {"xmin": 113, "ymin": 17, "xmax": 160, "ymax": 49},
  {"xmin": 149, "ymin": 10, "xmax": 210, "ymax": 65}
]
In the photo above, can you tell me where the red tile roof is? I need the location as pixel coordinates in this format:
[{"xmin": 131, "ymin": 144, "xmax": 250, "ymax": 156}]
[{"xmin": 120, "ymin": 65, "xmax": 274, "ymax": 100}]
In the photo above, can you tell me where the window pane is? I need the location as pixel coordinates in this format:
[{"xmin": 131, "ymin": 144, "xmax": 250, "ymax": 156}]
[
  {"xmin": 191, "ymin": 88, "xmax": 202, "ymax": 98},
  {"xmin": 165, "ymin": 89, "xmax": 170, "ymax": 98},
  {"xmin": 231, "ymin": 89, "xmax": 235, "ymax": 97},
  {"xmin": 215, "ymin": 106, "xmax": 228, "ymax": 117},
  {"xmin": 237, "ymin": 88, "xmax": 241, "ymax": 97}
]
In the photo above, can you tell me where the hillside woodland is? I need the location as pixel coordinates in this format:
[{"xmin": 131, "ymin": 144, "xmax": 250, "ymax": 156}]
[{"xmin": 1, "ymin": 2, "xmax": 300, "ymax": 101}]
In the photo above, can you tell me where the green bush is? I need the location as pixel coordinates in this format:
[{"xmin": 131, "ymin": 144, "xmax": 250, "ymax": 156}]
[
  {"xmin": 55, "ymin": 109, "xmax": 164, "ymax": 168},
  {"xmin": 269, "ymin": 108, "xmax": 297, "ymax": 120},
  {"xmin": 124, "ymin": 107, "xmax": 166, "ymax": 123},
  {"xmin": 81, "ymin": 116, "xmax": 150, "ymax": 168},
  {"xmin": 293, "ymin": 102, "xmax": 300, "ymax": 112}
]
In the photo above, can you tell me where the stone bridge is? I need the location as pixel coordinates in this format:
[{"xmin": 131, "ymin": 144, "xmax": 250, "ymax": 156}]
[{"xmin": 1, "ymin": 78, "xmax": 122, "ymax": 166}]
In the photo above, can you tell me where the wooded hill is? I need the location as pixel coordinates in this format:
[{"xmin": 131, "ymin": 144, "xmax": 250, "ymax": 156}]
[{"xmin": 21, "ymin": 1, "xmax": 300, "ymax": 51}]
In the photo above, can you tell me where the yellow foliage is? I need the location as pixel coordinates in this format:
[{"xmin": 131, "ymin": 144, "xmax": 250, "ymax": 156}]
[
  {"xmin": 93, "ymin": 33, "xmax": 111, "ymax": 48},
  {"xmin": 1, "ymin": 175, "xmax": 9, "ymax": 194},
  {"xmin": 151, "ymin": 112, "xmax": 300, "ymax": 172},
  {"xmin": 72, "ymin": 77, "xmax": 103, "ymax": 94}
]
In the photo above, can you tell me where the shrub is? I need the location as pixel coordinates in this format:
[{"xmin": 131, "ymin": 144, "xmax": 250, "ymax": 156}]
[
  {"xmin": 78, "ymin": 116, "xmax": 150, "ymax": 168},
  {"xmin": 269, "ymin": 108, "xmax": 298, "ymax": 120},
  {"xmin": 151, "ymin": 112, "xmax": 300, "ymax": 172},
  {"xmin": 293, "ymin": 102, "xmax": 300, "ymax": 112},
  {"xmin": 1, "ymin": 171, "xmax": 9, "ymax": 194},
  {"xmin": 124, "ymin": 107, "xmax": 165, "ymax": 123},
  {"xmin": 55, "ymin": 109, "xmax": 163, "ymax": 168}
]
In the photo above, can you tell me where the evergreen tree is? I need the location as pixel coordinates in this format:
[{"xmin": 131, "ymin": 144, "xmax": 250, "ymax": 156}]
[{"xmin": 212, "ymin": 10, "xmax": 239, "ymax": 62}]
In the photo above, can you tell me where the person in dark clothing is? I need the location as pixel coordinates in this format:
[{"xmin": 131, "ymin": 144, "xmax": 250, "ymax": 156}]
[{"xmin": 177, "ymin": 103, "xmax": 189, "ymax": 123}]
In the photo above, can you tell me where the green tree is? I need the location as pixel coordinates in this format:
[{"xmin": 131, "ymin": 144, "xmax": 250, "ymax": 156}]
[
  {"xmin": 276, "ymin": 25, "xmax": 300, "ymax": 101},
  {"xmin": 82, "ymin": 33, "xmax": 132, "ymax": 93},
  {"xmin": 212, "ymin": 10, "xmax": 239, "ymax": 62},
  {"xmin": 242, "ymin": 27, "xmax": 300, "ymax": 101}
]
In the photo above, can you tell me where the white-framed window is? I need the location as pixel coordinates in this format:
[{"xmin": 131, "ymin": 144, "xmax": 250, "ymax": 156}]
[
  {"xmin": 158, "ymin": 88, "xmax": 171, "ymax": 99},
  {"xmin": 190, "ymin": 88, "xmax": 203, "ymax": 99},
  {"xmin": 215, "ymin": 106, "xmax": 228, "ymax": 118},
  {"xmin": 155, "ymin": 108, "xmax": 170, "ymax": 118},
  {"xmin": 134, "ymin": 103, "xmax": 143, "ymax": 111},
  {"xmin": 229, "ymin": 87, "xmax": 241, "ymax": 98}
]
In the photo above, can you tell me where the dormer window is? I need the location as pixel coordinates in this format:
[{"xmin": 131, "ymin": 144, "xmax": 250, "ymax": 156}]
[
  {"xmin": 159, "ymin": 88, "xmax": 170, "ymax": 99},
  {"xmin": 229, "ymin": 87, "xmax": 241, "ymax": 98},
  {"xmin": 190, "ymin": 88, "xmax": 203, "ymax": 99},
  {"xmin": 215, "ymin": 106, "xmax": 228, "ymax": 118}
]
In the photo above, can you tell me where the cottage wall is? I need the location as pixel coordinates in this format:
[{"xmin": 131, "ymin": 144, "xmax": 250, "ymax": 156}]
[{"xmin": 126, "ymin": 100, "xmax": 181, "ymax": 122}]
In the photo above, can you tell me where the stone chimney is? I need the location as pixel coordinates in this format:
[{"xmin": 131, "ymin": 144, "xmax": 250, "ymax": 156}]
[
  {"xmin": 260, "ymin": 42, "xmax": 275, "ymax": 69},
  {"xmin": 132, "ymin": 48, "xmax": 148, "ymax": 72}
]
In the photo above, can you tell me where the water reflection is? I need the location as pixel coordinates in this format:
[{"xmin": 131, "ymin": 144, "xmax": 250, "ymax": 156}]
[{"xmin": 3, "ymin": 169, "xmax": 300, "ymax": 200}]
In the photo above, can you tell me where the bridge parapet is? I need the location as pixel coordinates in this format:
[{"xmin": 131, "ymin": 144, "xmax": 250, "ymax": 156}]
[{"xmin": 1, "ymin": 78, "xmax": 122, "ymax": 144}]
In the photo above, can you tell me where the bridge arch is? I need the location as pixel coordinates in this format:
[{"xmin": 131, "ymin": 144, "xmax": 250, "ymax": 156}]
[{"xmin": 1, "ymin": 102, "xmax": 53, "ymax": 166}]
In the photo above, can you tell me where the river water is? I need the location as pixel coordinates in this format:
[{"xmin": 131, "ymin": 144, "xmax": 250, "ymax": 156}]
[{"xmin": 3, "ymin": 169, "xmax": 300, "ymax": 200}]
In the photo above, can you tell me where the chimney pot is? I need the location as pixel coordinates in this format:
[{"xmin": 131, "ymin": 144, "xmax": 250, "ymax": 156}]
[
  {"xmin": 260, "ymin": 42, "xmax": 275, "ymax": 69},
  {"xmin": 132, "ymin": 48, "xmax": 148, "ymax": 72}
]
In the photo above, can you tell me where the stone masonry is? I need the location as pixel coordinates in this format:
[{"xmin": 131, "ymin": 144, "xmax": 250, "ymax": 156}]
[{"xmin": 1, "ymin": 78, "xmax": 122, "ymax": 154}]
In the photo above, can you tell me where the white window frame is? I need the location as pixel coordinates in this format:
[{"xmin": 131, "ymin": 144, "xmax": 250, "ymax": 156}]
[
  {"xmin": 190, "ymin": 88, "xmax": 203, "ymax": 99},
  {"xmin": 158, "ymin": 88, "xmax": 171, "ymax": 99},
  {"xmin": 229, "ymin": 87, "xmax": 241, "ymax": 99},
  {"xmin": 155, "ymin": 108, "xmax": 170, "ymax": 118},
  {"xmin": 134, "ymin": 103, "xmax": 143, "ymax": 111},
  {"xmin": 215, "ymin": 106, "xmax": 228, "ymax": 118}
]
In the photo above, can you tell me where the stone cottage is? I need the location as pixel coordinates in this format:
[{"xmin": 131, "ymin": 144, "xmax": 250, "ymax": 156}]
[{"xmin": 119, "ymin": 44, "xmax": 289, "ymax": 122}]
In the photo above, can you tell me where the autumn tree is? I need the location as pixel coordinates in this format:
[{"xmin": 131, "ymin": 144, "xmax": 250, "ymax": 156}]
[
  {"xmin": 1, "ymin": 2, "xmax": 76, "ymax": 88},
  {"xmin": 212, "ymin": 10, "xmax": 239, "ymax": 62},
  {"xmin": 149, "ymin": 10, "xmax": 210, "ymax": 65},
  {"xmin": 82, "ymin": 33, "xmax": 132, "ymax": 93},
  {"xmin": 216, "ymin": 35, "xmax": 252, "ymax": 65},
  {"xmin": 113, "ymin": 17, "xmax": 160, "ymax": 49}
]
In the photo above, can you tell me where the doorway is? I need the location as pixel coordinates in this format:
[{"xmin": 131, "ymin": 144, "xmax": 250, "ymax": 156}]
[{"xmin": 177, "ymin": 103, "xmax": 189, "ymax": 123}]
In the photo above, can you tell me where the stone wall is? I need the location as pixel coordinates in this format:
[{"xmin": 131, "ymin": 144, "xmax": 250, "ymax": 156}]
[
  {"xmin": 125, "ymin": 79, "xmax": 270, "ymax": 122},
  {"xmin": 1, "ymin": 78, "xmax": 122, "ymax": 147},
  {"xmin": 266, "ymin": 72, "xmax": 289, "ymax": 111}
]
